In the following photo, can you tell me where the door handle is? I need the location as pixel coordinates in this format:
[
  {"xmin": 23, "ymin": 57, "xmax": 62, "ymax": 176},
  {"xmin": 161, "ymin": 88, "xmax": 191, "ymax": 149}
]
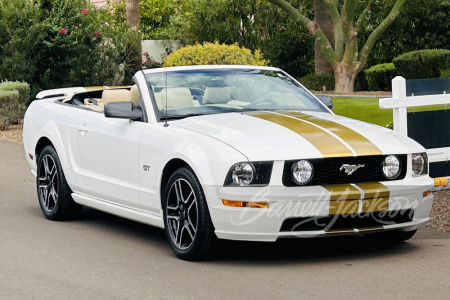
[{"xmin": 77, "ymin": 124, "xmax": 88, "ymax": 132}]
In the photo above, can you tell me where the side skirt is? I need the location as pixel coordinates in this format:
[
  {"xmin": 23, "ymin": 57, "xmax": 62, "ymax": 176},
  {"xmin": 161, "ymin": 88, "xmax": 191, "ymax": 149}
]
[{"xmin": 71, "ymin": 193, "xmax": 164, "ymax": 229}]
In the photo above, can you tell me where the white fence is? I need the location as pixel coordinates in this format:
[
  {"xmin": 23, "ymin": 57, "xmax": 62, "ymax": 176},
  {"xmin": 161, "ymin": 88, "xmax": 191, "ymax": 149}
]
[{"xmin": 379, "ymin": 76, "xmax": 450, "ymax": 186}]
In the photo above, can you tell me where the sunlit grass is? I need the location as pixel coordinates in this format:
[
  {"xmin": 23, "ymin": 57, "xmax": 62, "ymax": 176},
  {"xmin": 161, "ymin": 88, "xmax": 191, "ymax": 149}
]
[
  {"xmin": 331, "ymin": 97, "xmax": 392, "ymax": 127},
  {"xmin": 331, "ymin": 97, "xmax": 450, "ymax": 127}
]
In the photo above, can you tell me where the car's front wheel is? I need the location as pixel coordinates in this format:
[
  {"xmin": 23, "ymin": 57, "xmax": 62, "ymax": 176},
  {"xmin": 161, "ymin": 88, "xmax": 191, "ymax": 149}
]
[
  {"xmin": 163, "ymin": 167, "xmax": 218, "ymax": 260},
  {"xmin": 36, "ymin": 145, "xmax": 82, "ymax": 220}
]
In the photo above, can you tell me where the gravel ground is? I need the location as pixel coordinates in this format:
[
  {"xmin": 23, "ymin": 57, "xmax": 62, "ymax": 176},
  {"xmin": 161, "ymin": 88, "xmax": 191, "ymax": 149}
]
[
  {"xmin": 1, "ymin": 124, "xmax": 448, "ymax": 232},
  {"xmin": 425, "ymin": 190, "xmax": 450, "ymax": 232},
  {"xmin": 0, "ymin": 123, "xmax": 23, "ymax": 144}
]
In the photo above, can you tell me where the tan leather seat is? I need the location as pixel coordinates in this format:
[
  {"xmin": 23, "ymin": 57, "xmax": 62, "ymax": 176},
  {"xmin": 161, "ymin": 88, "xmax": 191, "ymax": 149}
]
[
  {"xmin": 101, "ymin": 89, "xmax": 130, "ymax": 106},
  {"xmin": 128, "ymin": 84, "xmax": 140, "ymax": 107}
]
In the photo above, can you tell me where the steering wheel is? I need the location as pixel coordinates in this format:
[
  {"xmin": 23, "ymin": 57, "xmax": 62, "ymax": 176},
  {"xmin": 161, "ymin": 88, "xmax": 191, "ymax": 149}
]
[{"xmin": 247, "ymin": 99, "xmax": 278, "ymax": 107}]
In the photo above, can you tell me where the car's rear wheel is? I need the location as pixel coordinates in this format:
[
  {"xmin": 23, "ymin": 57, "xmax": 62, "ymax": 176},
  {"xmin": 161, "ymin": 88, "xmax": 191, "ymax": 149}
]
[
  {"xmin": 37, "ymin": 146, "xmax": 82, "ymax": 220},
  {"xmin": 364, "ymin": 229, "xmax": 417, "ymax": 243},
  {"xmin": 163, "ymin": 167, "xmax": 218, "ymax": 260}
]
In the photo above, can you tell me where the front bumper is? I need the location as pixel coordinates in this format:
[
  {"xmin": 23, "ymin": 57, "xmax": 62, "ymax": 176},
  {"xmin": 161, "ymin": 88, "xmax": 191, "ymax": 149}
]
[{"xmin": 204, "ymin": 176, "xmax": 434, "ymax": 242}]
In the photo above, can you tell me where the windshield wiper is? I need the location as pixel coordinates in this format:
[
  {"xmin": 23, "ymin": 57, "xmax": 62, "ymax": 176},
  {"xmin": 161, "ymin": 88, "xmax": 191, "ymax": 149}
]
[{"xmin": 160, "ymin": 113, "xmax": 209, "ymax": 121}]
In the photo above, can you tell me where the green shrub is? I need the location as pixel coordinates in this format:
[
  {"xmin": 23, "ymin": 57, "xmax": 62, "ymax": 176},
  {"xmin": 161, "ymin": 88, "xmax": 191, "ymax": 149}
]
[
  {"xmin": 0, "ymin": 81, "xmax": 30, "ymax": 106},
  {"xmin": 164, "ymin": 42, "xmax": 269, "ymax": 67},
  {"xmin": 441, "ymin": 68, "xmax": 450, "ymax": 78},
  {"xmin": 392, "ymin": 49, "xmax": 450, "ymax": 79},
  {"xmin": 0, "ymin": 90, "xmax": 20, "ymax": 130},
  {"xmin": 365, "ymin": 63, "xmax": 397, "ymax": 91},
  {"xmin": 299, "ymin": 73, "xmax": 335, "ymax": 91},
  {"xmin": 0, "ymin": 0, "xmax": 141, "ymax": 97}
]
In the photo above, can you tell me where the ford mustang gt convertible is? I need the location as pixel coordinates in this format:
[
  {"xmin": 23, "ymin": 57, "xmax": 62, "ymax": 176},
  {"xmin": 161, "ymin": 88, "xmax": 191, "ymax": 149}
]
[{"xmin": 23, "ymin": 65, "xmax": 434, "ymax": 260}]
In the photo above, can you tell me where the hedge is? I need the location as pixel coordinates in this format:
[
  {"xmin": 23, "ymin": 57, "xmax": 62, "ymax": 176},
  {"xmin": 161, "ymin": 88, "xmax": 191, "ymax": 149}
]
[
  {"xmin": 365, "ymin": 63, "xmax": 397, "ymax": 91},
  {"xmin": 441, "ymin": 69, "xmax": 450, "ymax": 78},
  {"xmin": 0, "ymin": 81, "xmax": 29, "ymax": 130},
  {"xmin": 164, "ymin": 42, "xmax": 269, "ymax": 67},
  {"xmin": 392, "ymin": 49, "xmax": 450, "ymax": 79},
  {"xmin": 299, "ymin": 73, "xmax": 335, "ymax": 91},
  {"xmin": 0, "ymin": 90, "xmax": 21, "ymax": 130}
]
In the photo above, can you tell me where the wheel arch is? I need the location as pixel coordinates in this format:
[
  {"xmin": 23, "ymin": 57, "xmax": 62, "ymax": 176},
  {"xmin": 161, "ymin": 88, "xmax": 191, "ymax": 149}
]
[
  {"xmin": 160, "ymin": 158, "xmax": 192, "ymax": 205},
  {"xmin": 33, "ymin": 121, "xmax": 81, "ymax": 192},
  {"xmin": 35, "ymin": 137, "xmax": 54, "ymax": 161}
]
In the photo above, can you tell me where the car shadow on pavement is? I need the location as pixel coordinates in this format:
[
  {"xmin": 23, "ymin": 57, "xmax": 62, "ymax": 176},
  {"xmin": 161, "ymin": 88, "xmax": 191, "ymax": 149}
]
[
  {"xmin": 213, "ymin": 237, "xmax": 418, "ymax": 265},
  {"xmin": 68, "ymin": 207, "xmax": 421, "ymax": 264},
  {"xmin": 74, "ymin": 207, "xmax": 168, "ymax": 243}
]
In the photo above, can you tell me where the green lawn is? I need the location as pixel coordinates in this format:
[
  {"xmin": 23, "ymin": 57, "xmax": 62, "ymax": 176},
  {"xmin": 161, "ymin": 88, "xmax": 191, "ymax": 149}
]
[
  {"xmin": 331, "ymin": 97, "xmax": 450, "ymax": 127},
  {"xmin": 331, "ymin": 97, "xmax": 392, "ymax": 127}
]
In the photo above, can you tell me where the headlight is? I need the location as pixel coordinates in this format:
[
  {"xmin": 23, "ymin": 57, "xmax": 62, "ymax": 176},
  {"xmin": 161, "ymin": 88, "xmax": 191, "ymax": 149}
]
[
  {"xmin": 382, "ymin": 155, "xmax": 401, "ymax": 179},
  {"xmin": 291, "ymin": 160, "xmax": 314, "ymax": 185},
  {"xmin": 412, "ymin": 153, "xmax": 428, "ymax": 177},
  {"xmin": 224, "ymin": 162, "xmax": 273, "ymax": 187}
]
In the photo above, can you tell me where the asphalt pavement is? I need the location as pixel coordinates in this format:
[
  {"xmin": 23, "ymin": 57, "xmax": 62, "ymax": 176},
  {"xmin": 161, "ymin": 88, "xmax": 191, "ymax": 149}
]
[{"xmin": 0, "ymin": 140, "xmax": 449, "ymax": 299}]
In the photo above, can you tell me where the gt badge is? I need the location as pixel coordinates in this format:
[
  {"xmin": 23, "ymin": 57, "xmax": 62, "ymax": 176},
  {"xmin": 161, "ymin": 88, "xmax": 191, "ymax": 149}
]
[{"xmin": 340, "ymin": 164, "xmax": 365, "ymax": 175}]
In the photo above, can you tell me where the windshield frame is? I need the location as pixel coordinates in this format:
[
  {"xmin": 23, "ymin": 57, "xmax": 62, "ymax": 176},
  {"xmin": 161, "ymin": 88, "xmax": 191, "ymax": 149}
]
[{"xmin": 142, "ymin": 65, "xmax": 332, "ymax": 122}]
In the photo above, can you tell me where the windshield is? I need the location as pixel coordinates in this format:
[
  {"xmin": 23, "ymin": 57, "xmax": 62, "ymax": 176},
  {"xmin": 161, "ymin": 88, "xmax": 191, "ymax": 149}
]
[{"xmin": 144, "ymin": 68, "xmax": 329, "ymax": 120}]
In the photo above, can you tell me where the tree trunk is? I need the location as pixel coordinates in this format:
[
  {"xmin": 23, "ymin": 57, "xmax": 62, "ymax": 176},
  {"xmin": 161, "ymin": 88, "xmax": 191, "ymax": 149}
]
[
  {"xmin": 126, "ymin": 0, "xmax": 140, "ymax": 29},
  {"xmin": 314, "ymin": 0, "xmax": 334, "ymax": 75},
  {"xmin": 334, "ymin": 64, "xmax": 359, "ymax": 94},
  {"xmin": 126, "ymin": 0, "xmax": 142, "ymax": 72}
]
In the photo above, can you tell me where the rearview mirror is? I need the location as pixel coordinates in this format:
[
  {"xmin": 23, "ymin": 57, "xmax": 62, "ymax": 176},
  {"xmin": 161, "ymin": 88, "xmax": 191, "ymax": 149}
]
[
  {"xmin": 104, "ymin": 101, "xmax": 142, "ymax": 120},
  {"xmin": 315, "ymin": 95, "xmax": 334, "ymax": 110}
]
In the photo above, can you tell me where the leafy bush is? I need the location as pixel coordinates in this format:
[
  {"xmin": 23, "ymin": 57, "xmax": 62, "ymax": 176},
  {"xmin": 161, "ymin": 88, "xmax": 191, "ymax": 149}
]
[
  {"xmin": 0, "ymin": 81, "xmax": 30, "ymax": 105},
  {"xmin": 299, "ymin": 73, "xmax": 335, "ymax": 91},
  {"xmin": 163, "ymin": 0, "xmax": 313, "ymax": 77},
  {"xmin": 0, "ymin": 90, "xmax": 20, "ymax": 130},
  {"xmin": 365, "ymin": 63, "xmax": 397, "ymax": 91},
  {"xmin": 106, "ymin": 0, "xmax": 174, "ymax": 39},
  {"xmin": 0, "ymin": 0, "xmax": 141, "ymax": 98},
  {"xmin": 164, "ymin": 42, "xmax": 269, "ymax": 67},
  {"xmin": 441, "ymin": 69, "xmax": 450, "ymax": 78},
  {"xmin": 142, "ymin": 52, "xmax": 163, "ymax": 69},
  {"xmin": 392, "ymin": 49, "xmax": 450, "ymax": 79}
]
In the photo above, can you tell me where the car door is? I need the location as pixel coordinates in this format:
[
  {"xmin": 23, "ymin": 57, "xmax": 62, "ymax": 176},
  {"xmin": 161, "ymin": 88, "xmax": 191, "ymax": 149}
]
[{"xmin": 73, "ymin": 108, "xmax": 145, "ymax": 209}]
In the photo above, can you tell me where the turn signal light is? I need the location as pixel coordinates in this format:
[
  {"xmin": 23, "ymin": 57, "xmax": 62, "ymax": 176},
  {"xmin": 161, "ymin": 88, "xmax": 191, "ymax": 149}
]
[
  {"xmin": 423, "ymin": 190, "xmax": 431, "ymax": 197},
  {"xmin": 222, "ymin": 199, "xmax": 269, "ymax": 209}
]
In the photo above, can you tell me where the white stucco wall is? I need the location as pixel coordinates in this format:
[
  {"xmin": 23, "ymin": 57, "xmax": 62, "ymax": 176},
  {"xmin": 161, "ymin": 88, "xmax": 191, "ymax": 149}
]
[{"xmin": 141, "ymin": 40, "xmax": 181, "ymax": 63}]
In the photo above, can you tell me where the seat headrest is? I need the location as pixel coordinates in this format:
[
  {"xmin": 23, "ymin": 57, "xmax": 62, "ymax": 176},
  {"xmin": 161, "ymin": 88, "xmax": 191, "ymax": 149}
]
[
  {"xmin": 102, "ymin": 89, "xmax": 130, "ymax": 103},
  {"xmin": 128, "ymin": 85, "xmax": 140, "ymax": 107},
  {"xmin": 155, "ymin": 87, "xmax": 193, "ymax": 109},
  {"xmin": 203, "ymin": 86, "xmax": 231, "ymax": 104}
]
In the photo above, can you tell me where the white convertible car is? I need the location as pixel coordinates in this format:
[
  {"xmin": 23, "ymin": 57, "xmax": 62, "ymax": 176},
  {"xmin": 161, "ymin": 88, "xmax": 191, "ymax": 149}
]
[{"xmin": 23, "ymin": 65, "xmax": 434, "ymax": 260}]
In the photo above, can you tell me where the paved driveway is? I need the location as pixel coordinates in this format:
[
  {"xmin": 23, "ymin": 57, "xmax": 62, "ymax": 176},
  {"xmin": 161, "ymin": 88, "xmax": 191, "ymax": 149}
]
[{"xmin": 0, "ymin": 140, "xmax": 449, "ymax": 299}]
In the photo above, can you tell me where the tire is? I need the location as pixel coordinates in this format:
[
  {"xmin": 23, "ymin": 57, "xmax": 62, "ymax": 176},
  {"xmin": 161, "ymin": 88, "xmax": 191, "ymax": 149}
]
[
  {"xmin": 162, "ymin": 167, "xmax": 218, "ymax": 261},
  {"xmin": 36, "ymin": 145, "xmax": 82, "ymax": 220},
  {"xmin": 364, "ymin": 229, "xmax": 417, "ymax": 243}
]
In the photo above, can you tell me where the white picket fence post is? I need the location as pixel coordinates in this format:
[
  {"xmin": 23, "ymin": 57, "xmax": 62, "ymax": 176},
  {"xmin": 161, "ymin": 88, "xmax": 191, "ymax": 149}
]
[{"xmin": 391, "ymin": 76, "xmax": 408, "ymax": 135}]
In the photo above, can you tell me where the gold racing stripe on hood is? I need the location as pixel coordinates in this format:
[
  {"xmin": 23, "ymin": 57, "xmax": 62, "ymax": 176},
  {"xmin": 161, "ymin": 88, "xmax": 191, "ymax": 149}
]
[
  {"xmin": 245, "ymin": 111, "xmax": 353, "ymax": 157},
  {"xmin": 357, "ymin": 182, "xmax": 390, "ymax": 212},
  {"xmin": 279, "ymin": 111, "xmax": 382, "ymax": 156}
]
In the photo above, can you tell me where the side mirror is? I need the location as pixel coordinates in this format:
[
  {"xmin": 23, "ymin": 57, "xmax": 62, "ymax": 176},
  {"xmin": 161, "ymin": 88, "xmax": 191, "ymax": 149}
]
[
  {"xmin": 315, "ymin": 95, "xmax": 334, "ymax": 110},
  {"xmin": 104, "ymin": 101, "xmax": 142, "ymax": 120}
]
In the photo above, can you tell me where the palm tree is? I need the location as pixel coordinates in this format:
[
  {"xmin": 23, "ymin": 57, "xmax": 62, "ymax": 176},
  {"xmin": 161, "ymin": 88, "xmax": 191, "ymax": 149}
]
[{"xmin": 126, "ymin": 0, "xmax": 142, "ymax": 71}]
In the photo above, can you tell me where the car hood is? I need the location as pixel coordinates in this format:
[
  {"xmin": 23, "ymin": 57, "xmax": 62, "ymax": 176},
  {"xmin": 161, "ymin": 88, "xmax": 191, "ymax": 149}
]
[{"xmin": 172, "ymin": 111, "xmax": 424, "ymax": 161}]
